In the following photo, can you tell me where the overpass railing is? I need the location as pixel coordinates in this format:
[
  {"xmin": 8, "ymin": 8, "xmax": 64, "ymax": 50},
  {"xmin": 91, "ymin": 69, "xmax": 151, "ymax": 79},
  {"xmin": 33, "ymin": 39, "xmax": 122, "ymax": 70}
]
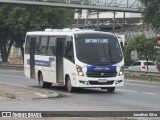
[
  {"xmin": 0, "ymin": 0, "xmax": 141, "ymax": 12},
  {"xmin": 38, "ymin": 0, "xmax": 141, "ymax": 8}
]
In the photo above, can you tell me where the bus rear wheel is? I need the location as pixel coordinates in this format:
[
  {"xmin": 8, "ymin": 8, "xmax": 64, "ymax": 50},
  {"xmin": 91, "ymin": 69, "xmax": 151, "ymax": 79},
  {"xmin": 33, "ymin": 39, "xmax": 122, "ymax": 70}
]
[
  {"xmin": 39, "ymin": 73, "xmax": 52, "ymax": 88},
  {"xmin": 66, "ymin": 77, "xmax": 74, "ymax": 92}
]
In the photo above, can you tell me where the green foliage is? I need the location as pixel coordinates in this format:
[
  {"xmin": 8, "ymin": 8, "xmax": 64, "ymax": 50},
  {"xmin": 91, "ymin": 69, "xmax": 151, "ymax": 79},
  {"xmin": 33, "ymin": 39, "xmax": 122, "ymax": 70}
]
[
  {"xmin": 124, "ymin": 42, "xmax": 134, "ymax": 66},
  {"xmin": 0, "ymin": 5, "xmax": 73, "ymax": 37},
  {"xmin": 124, "ymin": 34, "xmax": 158, "ymax": 66},
  {"xmin": 0, "ymin": 4, "xmax": 74, "ymax": 62},
  {"xmin": 140, "ymin": 0, "xmax": 160, "ymax": 30}
]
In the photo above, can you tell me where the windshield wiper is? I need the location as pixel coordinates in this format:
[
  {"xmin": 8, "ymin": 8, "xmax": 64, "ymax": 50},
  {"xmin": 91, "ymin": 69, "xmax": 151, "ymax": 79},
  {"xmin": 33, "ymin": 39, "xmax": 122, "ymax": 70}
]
[
  {"xmin": 102, "ymin": 44, "xmax": 113, "ymax": 64},
  {"xmin": 107, "ymin": 44, "xmax": 113, "ymax": 64}
]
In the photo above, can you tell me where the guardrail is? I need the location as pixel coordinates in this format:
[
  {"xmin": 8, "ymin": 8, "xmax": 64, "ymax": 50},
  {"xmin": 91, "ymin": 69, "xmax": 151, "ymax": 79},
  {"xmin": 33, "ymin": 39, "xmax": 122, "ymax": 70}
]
[
  {"xmin": 0, "ymin": 63, "xmax": 24, "ymax": 71},
  {"xmin": 125, "ymin": 69, "xmax": 160, "ymax": 82}
]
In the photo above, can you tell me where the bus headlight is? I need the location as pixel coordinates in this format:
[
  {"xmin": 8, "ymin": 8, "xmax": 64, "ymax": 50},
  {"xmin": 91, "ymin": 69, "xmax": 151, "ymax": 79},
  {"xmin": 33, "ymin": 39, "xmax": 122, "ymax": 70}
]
[
  {"xmin": 76, "ymin": 65, "xmax": 84, "ymax": 76},
  {"xmin": 118, "ymin": 66, "xmax": 124, "ymax": 76}
]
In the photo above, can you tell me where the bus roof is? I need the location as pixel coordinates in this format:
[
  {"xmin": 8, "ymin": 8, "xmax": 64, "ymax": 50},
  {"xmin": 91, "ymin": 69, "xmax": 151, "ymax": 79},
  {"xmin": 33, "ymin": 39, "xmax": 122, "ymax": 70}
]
[{"xmin": 26, "ymin": 28, "xmax": 114, "ymax": 36}]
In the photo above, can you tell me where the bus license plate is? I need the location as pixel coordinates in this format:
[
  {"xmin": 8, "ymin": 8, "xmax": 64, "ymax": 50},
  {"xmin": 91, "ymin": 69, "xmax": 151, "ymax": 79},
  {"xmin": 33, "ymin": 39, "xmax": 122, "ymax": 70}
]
[{"xmin": 98, "ymin": 79, "xmax": 107, "ymax": 83}]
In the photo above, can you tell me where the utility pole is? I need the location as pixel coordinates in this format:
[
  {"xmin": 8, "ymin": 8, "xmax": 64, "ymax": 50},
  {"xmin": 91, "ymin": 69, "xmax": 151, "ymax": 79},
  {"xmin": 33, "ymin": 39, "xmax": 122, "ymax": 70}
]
[
  {"xmin": 112, "ymin": 11, "xmax": 116, "ymax": 33},
  {"xmin": 96, "ymin": 11, "xmax": 100, "ymax": 30},
  {"xmin": 123, "ymin": 12, "xmax": 126, "ymax": 31}
]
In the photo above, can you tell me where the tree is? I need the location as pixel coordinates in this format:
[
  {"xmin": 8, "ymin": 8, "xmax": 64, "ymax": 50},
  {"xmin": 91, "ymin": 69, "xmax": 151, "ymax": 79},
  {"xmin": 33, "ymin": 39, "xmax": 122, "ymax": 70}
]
[
  {"xmin": 124, "ymin": 34, "xmax": 158, "ymax": 66},
  {"xmin": 140, "ymin": 0, "xmax": 160, "ymax": 30},
  {"xmin": 0, "ymin": 4, "xmax": 74, "ymax": 62},
  {"xmin": 124, "ymin": 41, "xmax": 134, "ymax": 66},
  {"xmin": 0, "ymin": 5, "xmax": 13, "ymax": 62}
]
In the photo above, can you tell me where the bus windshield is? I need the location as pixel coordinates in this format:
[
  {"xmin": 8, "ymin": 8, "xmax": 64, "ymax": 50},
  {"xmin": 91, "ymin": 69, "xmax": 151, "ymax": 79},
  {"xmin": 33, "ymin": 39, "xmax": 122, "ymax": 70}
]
[{"xmin": 75, "ymin": 33, "xmax": 123, "ymax": 65}]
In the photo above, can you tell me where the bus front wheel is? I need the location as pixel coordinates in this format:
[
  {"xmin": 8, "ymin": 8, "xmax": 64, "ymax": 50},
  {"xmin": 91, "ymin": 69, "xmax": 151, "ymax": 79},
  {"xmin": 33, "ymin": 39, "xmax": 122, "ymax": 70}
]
[
  {"xmin": 66, "ymin": 77, "xmax": 74, "ymax": 92},
  {"xmin": 39, "ymin": 73, "xmax": 52, "ymax": 88}
]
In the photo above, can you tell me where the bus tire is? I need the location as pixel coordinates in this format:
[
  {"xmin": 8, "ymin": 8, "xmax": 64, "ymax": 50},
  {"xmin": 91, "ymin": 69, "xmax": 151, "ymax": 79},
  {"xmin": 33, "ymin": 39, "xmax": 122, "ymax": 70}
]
[
  {"xmin": 39, "ymin": 73, "xmax": 51, "ymax": 88},
  {"xmin": 106, "ymin": 87, "xmax": 115, "ymax": 93},
  {"xmin": 66, "ymin": 77, "xmax": 74, "ymax": 92}
]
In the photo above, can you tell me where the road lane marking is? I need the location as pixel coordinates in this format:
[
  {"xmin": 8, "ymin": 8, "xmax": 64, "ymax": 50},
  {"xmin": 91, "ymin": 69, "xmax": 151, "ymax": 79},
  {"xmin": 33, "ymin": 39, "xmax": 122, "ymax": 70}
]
[
  {"xmin": 117, "ymin": 89, "xmax": 158, "ymax": 96},
  {"xmin": 0, "ymin": 73, "xmax": 158, "ymax": 96},
  {"xmin": 34, "ymin": 92, "xmax": 59, "ymax": 98},
  {"xmin": 117, "ymin": 89, "xmax": 138, "ymax": 93},
  {"xmin": 143, "ymin": 92, "xmax": 156, "ymax": 95},
  {"xmin": 125, "ymin": 83, "xmax": 158, "ymax": 88},
  {"xmin": 0, "ymin": 74, "xmax": 27, "ymax": 79}
]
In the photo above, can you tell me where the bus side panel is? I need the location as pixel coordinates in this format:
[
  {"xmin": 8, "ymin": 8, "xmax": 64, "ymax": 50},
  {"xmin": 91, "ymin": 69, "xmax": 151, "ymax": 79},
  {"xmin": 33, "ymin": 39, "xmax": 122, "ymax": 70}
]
[
  {"xmin": 63, "ymin": 58, "xmax": 77, "ymax": 86},
  {"xmin": 24, "ymin": 54, "xmax": 31, "ymax": 78},
  {"xmin": 34, "ymin": 55, "xmax": 57, "ymax": 84},
  {"xmin": 24, "ymin": 35, "xmax": 31, "ymax": 78}
]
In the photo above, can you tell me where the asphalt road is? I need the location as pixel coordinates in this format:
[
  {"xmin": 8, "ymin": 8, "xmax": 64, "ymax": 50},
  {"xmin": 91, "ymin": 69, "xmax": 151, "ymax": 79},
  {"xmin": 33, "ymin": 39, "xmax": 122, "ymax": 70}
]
[{"xmin": 0, "ymin": 69, "xmax": 160, "ymax": 113}]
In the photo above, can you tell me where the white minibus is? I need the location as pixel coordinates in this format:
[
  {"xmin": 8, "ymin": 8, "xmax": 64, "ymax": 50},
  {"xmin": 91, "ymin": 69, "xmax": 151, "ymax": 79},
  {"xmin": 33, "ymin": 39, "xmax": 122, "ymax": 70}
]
[{"xmin": 24, "ymin": 28, "xmax": 124, "ymax": 92}]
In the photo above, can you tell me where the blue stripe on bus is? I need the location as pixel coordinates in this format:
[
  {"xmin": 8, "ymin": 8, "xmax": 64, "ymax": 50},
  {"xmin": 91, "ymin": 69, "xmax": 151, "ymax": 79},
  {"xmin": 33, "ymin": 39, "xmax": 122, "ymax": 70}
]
[
  {"xmin": 87, "ymin": 65, "xmax": 117, "ymax": 72},
  {"xmin": 27, "ymin": 59, "xmax": 51, "ymax": 67}
]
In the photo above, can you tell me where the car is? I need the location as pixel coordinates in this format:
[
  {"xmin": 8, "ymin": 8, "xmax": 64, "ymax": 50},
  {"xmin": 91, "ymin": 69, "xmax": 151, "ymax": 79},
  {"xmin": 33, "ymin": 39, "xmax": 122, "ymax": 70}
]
[{"xmin": 128, "ymin": 60, "xmax": 158, "ymax": 71}]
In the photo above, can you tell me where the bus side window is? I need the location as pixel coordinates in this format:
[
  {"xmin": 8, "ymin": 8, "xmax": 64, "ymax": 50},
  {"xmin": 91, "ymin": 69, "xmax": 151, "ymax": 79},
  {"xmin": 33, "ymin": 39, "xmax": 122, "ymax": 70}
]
[
  {"xmin": 39, "ymin": 36, "xmax": 48, "ymax": 55},
  {"xmin": 66, "ymin": 41, "xmax": 74, "ymax": 62},
  {"xmin": 35, "ymin": 37, "xmax": 40, "ymax": 55},
  {"xmin": 47, "ymin": 37, "xmax": 56, "ymax": 56},
  {"xmin": 25, "ymin": 36, "xmax": 31, "ymax": 54}
]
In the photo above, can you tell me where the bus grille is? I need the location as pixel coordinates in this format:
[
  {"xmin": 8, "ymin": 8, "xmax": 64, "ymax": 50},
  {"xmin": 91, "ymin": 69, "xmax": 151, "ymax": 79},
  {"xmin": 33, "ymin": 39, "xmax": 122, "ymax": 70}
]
[
  {"xmin": 86, "ymin": 72, "xmax": 117, "ymax": 78},
  {"xmin": 89, "ymin": 80, "xmax": 114, "ymax": 85}
]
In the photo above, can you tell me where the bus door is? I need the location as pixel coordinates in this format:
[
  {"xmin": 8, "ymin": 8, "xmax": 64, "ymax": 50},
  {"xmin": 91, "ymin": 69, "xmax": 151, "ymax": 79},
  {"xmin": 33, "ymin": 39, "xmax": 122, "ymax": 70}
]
[
  {"xmin": 47, "ymin": 36, "xmax": 57, "ymax": 83},
  {"xmin": 56, "ymin": 38, "xmax": 65, "ymax": 83},
  {"xmin": 30, "ymin": 37, "xmax": 36, "ymax": 78}
]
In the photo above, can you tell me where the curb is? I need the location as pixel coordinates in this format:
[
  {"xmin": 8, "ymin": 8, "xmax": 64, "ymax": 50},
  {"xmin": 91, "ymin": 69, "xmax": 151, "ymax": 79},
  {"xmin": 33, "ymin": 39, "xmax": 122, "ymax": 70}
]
[{"xmin": 0, "ymin": 63, "xmax": 23, "ymax": 71}]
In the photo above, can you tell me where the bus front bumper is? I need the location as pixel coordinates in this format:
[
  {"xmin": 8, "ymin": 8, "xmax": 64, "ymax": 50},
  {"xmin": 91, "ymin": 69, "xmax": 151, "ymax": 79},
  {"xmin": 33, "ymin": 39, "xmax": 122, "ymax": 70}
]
[{"xmin": 72, "ymin": 76, "xmax": 124, "ymax": 88}]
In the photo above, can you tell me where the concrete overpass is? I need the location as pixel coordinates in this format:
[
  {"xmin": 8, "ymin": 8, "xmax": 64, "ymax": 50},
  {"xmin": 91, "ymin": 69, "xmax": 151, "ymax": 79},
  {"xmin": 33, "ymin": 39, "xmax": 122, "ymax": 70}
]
[{"xmin": 0, "ymin": 0, "xmax": 141, "ymax": 13}]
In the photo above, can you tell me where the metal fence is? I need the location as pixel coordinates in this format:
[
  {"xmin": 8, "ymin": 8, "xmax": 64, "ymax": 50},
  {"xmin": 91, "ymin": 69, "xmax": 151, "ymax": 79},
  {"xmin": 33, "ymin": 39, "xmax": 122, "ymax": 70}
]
[{"xmin": 125, "ymin": 69, "xmax": 160, "ymax": 82}]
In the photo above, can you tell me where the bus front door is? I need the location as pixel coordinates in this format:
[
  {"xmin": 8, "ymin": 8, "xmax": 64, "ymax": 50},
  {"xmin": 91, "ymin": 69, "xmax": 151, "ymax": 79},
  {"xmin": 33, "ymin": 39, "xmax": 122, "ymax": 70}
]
[
  {"xmin": 30, "ymin": 37, "xmax": 36, "ymax": 79},
  {"xmin": 56, "ymin": 38, "xmax": 65, "ymax": 84}
]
